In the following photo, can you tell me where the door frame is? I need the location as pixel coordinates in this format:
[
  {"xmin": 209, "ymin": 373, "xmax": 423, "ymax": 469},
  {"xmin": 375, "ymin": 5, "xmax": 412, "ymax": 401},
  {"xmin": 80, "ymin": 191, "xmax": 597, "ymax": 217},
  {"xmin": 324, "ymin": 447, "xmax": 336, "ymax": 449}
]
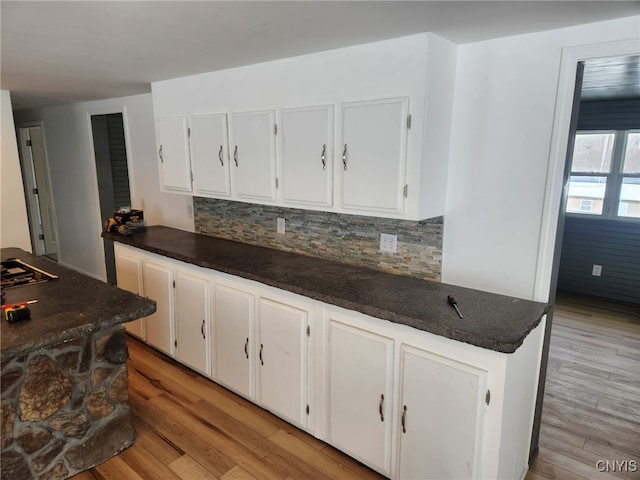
[
  {"xmin": 16, "ymin": 121, "xmax": 58, "ymax": 257},
  {"xmin": 530, "ymin": 38, "xmax": 639, "ymax": 462},
  {"xmin": 85, "ymin": 105, "xmax": 135, "ymax": 282},
  {"xmin": 534, "ymin": 38, "xmax": 640, "ymax": 303}
]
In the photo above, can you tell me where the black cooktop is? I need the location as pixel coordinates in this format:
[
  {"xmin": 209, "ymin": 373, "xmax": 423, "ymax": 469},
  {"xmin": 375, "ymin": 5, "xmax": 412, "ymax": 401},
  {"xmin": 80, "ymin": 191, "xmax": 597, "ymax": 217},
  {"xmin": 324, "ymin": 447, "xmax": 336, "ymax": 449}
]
[{"xmin": 1, "ymin": 258, "xmax": 58, "ymax": 289}]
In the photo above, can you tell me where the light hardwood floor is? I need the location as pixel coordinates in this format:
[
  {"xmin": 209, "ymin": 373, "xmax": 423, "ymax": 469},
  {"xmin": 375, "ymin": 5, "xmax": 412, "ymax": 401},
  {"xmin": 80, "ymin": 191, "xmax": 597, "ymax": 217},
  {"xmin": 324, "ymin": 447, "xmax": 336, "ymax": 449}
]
[
  {"xmin": 526, "ymin": 293, "xmax": 640, "ymax": 480},
  {"xmin": 72, "ymin": 334, "xmax": 386, "ymax": 480},
  {"xmin": 73, "ymin": 294, "xmax": 639, "ymax": 480}
]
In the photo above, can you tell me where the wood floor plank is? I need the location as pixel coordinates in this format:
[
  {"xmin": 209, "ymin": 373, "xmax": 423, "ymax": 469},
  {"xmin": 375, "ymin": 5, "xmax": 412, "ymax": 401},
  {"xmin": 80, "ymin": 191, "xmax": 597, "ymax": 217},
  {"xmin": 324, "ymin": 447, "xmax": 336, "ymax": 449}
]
[
  {"xmin": 91, "ymin": 454, "xmax": 144, "ymax": 480},
  {"xmin": 267, "ymin": 428, "xmax": 384, "ymax": 480},
  {"xmin": 168, "ymin": 454, "xmax": 221, "ymax": 480},
  {"xmin": 533, "ymin": 446, "xmax": 623, "ymax": 480},
  {"xmin": 527, "ymin": 455, "xmax": 591, "ymax": 480},
  {"xmin": 129, "ymin": 414, "xmax": 184, "ymax": 465},
  {"xmin": 220, "ymin": 465, "xmax": 259, "ymax": 480},
  {"xmin": 118, "ymin": 442, "xmax": 182, "ymax": 480}
]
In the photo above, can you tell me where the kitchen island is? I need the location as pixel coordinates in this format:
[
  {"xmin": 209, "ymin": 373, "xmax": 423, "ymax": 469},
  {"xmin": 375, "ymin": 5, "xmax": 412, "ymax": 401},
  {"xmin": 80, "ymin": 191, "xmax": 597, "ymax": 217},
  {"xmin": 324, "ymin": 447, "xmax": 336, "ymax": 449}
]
[{"xmin": 1, "ymin": 248, "xmax": 156, "ymax": 480}]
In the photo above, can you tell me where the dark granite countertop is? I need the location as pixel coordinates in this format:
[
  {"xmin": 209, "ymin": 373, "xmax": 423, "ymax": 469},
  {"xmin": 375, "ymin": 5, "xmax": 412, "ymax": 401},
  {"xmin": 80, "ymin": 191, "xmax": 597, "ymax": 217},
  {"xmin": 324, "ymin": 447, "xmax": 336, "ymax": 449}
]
[
  {"xmin": 104, "ymin": 226, "xmax": 550, "ymax": 353},
  {"xmin": 1, "ymin": 248, "xmax": 156, "ymax": 361}
]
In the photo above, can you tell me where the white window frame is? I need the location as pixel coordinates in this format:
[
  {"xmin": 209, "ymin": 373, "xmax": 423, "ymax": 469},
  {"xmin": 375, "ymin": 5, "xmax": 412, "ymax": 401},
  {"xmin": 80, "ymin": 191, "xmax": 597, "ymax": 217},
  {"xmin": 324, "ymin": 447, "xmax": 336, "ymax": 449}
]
[{"xmin": 567, "ymin": 129, "xmax": 640, "ymax": 221}]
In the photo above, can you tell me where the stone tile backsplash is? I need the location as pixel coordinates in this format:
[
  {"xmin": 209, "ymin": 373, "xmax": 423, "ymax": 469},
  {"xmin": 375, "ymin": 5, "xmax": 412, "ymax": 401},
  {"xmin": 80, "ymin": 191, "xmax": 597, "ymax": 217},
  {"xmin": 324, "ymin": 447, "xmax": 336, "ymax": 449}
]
[{"xmin": 194, "ymin": 198, "xmax": 443, "ymax": 281}]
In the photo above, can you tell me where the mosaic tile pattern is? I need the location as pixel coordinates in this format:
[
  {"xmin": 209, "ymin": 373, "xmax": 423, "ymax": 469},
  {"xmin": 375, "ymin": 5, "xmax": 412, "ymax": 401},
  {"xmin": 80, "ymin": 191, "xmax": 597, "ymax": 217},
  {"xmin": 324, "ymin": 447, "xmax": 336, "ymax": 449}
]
[{"xmin": 193, "ymin": 198, "xmax": 443, "ymax": 281}]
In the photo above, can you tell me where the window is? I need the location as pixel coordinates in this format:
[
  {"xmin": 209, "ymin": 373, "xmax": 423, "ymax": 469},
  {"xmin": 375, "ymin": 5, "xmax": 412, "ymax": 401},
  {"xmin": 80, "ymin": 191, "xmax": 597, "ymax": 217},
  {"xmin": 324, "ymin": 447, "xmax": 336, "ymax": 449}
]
[{"xmin": 566, "ymin": 130, "xmax": 640, "ymax": 219}]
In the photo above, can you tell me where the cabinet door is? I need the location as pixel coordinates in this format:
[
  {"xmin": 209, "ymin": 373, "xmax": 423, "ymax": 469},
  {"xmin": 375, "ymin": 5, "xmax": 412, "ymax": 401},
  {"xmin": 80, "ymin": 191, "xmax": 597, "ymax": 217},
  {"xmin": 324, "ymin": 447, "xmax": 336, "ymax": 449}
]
[
  {"xmin": 398, "ymin": 346, "xmax": 487, "ymax": 480},
  {"xmin": 228, "ymin": 110, "xmax": 277, "ymax": 201},
  {"xmin": 142, "ymin": 261, "xmax": 175, "ymax": 356},
  {"xmin": 329, "ymin": 320, "xmax": 394, "ymax": 475},
  {"xmin": 281, "ymin": 106, "xmax": 333, "ymax": 207},
  {"xmin": 257, "ymin": 298, "xmax": 308, "ymax": 428},
  {"xmin": 115, "ymin": 250, "xmax": 144, "ymax": 339},
  {"xmin": 213, "ymin": 283, "xmax": 254, "ymax": 399},
  {"xmin": 190, "ymin": 114, "xmax": 231, "ymax": 197},
  {"xmin": 341, "ymin": 98, "xmax": 408, "ymax": 214},
  {"xmin": 175, "ymin": 270, "xmax": 210, "ymax": 375},
  {"xmin": 156, "ymin": 116, "xmax": 192, "ymax": 192}
]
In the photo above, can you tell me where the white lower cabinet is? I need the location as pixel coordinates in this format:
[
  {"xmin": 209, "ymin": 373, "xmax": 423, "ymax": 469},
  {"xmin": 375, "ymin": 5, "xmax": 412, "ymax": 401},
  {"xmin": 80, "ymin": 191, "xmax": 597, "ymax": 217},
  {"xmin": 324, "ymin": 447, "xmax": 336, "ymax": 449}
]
[
  {"xmin": 114, "ymin": 249, "xmax": 144, "ymax": 339},
  {"xmin": 142, "ymin": 261, "xmax": 175, "ymax": 356},
  {"xmin": 213, "ymin": 282, "xmax": 255, "ymax": 399},
  {"xmin": 397, "ymin": 345, "xmax": 487, "ymax": 480},
  {"xmin": 175, "ymin": 270, "xmax": 211, "ymax": 376},
  {"xmin": 257, "ymin": 296, "xmax": 309, "ymax": 429},
  {"xmin": 328, "ymin": 317, "xmax": 394, "ymax": 475},
  {"xmin": 115, "ymin": 244, "xmax": 542, "ymax": 480}
]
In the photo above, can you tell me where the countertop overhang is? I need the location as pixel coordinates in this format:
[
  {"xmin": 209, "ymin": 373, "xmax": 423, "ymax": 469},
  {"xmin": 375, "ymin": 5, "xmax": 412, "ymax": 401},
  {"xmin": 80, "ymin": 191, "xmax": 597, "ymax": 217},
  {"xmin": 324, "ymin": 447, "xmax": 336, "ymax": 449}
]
[
  {"xmin": 1, "ymin": 248, "xmax": 156, "ymax": 361},
  {"xmin": 104, "ymin": 226, "xmax": 550, "ymax": 353}
]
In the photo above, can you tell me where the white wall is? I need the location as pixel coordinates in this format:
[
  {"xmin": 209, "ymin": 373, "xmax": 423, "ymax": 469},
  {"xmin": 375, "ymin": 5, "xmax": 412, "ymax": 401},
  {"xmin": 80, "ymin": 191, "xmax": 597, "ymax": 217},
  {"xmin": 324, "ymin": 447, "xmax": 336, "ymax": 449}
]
[
  {"xmin": 1, "ymin": 90, "xmax": 32, "ymax": 251},
  {"xmin": 442, "ymin": 16, "xmax": 640, "ymax": 300},
  {"xmin": 13, "ymin": 94, "xmax": 193, "ymax": 279}
]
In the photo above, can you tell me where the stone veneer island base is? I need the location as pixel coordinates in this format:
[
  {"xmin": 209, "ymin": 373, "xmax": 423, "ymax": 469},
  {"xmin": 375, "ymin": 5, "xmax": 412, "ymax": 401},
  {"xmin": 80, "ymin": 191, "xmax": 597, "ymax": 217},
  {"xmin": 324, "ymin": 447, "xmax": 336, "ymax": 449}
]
[{"xmin": 1, "ymin": 248, "xmax": 156, "ymax": 480}]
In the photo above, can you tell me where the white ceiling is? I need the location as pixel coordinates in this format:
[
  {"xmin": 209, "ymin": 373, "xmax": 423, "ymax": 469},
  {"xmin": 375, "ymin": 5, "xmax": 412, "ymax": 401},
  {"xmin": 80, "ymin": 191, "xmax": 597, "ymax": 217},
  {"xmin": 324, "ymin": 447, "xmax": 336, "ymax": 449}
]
[{"xmin": 2, "ymin": 1, "xmax": 639, "ymax": 111}]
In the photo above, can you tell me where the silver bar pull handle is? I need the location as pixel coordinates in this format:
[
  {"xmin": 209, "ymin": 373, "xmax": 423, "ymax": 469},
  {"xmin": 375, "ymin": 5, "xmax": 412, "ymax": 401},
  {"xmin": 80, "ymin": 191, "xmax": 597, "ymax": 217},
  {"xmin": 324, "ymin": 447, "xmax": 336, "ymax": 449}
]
[
  {"xmin": 200, "ymin": 320, "xmax": 205, "ymax": 339},
  {"xmin": 244, "ymin": 338, "xmax": 249, "ymax": 358},
  {"xmin": 234, "ymin": 145, "xmax": 239, "ymax": 167},
  {"xmin": 321, "ymin": 144, "xmax": 327, "ymax": 170},
  {"xmin": 218, "ymin": 145, "xmax": 224, "ymax": 166},
  {"xmin": 159, "ymin": 145, "xmax": 164, "ymax": 163},
  {"xmin": 379, "ymin": 394, "xmax": 385, "ymax": 422},
  {"xmin": 259, "ymin": 344, "xmax": 264, "ymax": 365},
  {"xmin": 342, "ymin": 144, "xmax": 348, "ymax": 171}
]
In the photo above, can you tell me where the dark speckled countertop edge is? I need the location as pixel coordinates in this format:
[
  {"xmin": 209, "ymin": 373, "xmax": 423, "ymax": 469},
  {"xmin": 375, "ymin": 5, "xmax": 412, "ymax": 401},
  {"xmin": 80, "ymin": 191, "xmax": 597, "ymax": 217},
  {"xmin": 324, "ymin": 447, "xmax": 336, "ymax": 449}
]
[
  {"xmin": 104, "ymin": 227, "xmax": 550, "ymax": 354},
  {"xmin": 1, "ymin": 248, "xmax": 157, "ymax": 362}
]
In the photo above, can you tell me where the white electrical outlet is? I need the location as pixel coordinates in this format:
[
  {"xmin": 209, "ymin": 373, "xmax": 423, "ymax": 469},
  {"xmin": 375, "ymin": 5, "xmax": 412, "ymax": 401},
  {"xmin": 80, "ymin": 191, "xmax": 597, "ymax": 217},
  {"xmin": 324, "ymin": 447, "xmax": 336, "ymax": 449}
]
[
  {"xmin": 592, "ymin": 264, "xmax": 602, "ymax": 277},
  {"xmin": 277, "ymin": 217, "xmax": 286, "ymax": 234},
  {"xmin": 380, "ymin": 233, "xmax": 397, "ymax": 253}
]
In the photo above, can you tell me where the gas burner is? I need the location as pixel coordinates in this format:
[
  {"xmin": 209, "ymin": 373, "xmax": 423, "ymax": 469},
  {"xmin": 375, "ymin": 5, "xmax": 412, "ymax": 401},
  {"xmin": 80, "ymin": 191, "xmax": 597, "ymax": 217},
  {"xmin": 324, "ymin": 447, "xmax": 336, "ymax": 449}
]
[{"xmin": 1, "ymin": 258, "xmax": 58, "ymax": 289}]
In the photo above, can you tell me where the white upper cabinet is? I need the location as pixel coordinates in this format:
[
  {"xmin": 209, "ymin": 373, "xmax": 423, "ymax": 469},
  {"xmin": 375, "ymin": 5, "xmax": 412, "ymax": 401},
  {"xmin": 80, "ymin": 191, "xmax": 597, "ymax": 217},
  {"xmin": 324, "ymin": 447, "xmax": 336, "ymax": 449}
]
[
  {"xmin": 340, "ymin": 98, "xmax": 409, "ymax": 214},
  {"xmin": 151, "ymin": 33, "xmax": 456, "ymax": 219},
  {"xmin": 228, "ymin": 110, "xmax": 277, "ymax": 202},
  {"xmin": 190, "ymin": 114, "xmax": 231, "ymax": 197},
  {"xmin": 156, "ymin": 116, "xmax": 192, "ymax": 193},
  {"xmin": 280, "ymin": 105, "xmax": 333, "ymax": 207}
]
